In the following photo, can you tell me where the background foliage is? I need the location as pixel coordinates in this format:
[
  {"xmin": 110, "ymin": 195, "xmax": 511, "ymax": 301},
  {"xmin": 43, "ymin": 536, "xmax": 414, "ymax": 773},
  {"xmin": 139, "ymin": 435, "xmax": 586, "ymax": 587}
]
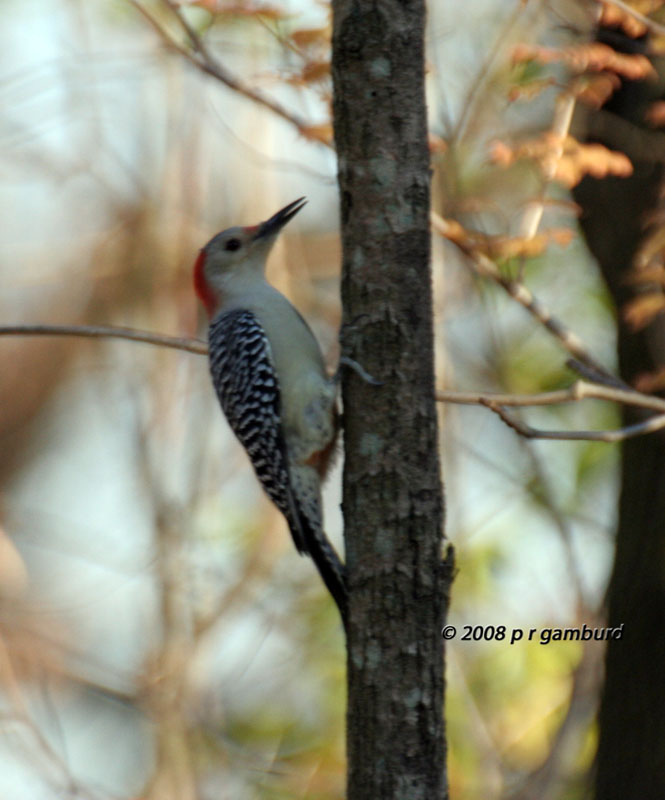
[{"xmin": 2, "ymin": 1, "xmax": 662, "ymax": 798}]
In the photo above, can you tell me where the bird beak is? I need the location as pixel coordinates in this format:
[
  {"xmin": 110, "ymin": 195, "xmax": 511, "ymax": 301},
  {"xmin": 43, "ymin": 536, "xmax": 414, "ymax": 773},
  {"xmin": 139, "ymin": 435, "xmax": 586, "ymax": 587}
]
[{"xmin": 253, "ymin": 197, "xmax": 307, "ymax": 241}]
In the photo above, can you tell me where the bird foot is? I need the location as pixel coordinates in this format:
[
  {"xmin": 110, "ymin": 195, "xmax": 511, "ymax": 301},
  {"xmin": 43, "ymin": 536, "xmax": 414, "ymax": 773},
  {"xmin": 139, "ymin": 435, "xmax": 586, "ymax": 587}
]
[{"xmin": 335, "ymin": 356, "xmax": 383, "ymax": 386}]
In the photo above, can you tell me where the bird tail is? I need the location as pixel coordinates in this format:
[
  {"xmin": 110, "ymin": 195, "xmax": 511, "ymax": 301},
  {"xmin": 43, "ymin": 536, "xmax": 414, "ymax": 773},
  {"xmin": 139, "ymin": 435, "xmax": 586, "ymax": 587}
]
[{"xmin": 286, "ymin": 464, "xmax": 348, "ymax": 628}]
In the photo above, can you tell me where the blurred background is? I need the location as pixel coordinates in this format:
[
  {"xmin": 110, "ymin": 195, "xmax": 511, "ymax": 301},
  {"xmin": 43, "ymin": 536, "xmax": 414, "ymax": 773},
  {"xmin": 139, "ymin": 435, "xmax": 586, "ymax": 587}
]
[{"xmin": 0, "ymin": 1, "xmax": 624, "ymax": 798}]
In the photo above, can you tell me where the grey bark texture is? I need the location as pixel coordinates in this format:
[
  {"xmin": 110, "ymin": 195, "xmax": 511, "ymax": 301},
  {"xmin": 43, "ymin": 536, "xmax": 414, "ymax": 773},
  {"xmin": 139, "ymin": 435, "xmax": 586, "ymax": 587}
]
[{"xmin": 331, "ymin": 1, "xmax": 449, "ymax": 798}]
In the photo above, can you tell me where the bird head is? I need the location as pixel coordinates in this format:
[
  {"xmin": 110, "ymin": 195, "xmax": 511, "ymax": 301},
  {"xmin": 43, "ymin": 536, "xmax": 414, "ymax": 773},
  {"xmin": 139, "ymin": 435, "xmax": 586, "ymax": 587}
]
[{"xmin": 194, "ymin": 197, "xmax": 307, "ymax": 316}]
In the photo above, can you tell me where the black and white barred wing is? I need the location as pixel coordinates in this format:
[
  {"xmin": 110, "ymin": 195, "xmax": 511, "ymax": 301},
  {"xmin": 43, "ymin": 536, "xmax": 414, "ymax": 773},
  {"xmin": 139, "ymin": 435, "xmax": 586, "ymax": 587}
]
[{"xmin": 208, "ymin": 308, "xmax": 307, "ymax": 554}]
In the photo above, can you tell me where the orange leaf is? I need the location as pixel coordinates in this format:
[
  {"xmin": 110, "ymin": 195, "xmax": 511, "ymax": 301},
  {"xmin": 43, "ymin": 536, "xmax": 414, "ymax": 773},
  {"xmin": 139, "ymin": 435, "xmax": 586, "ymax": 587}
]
[
  {"xmin": 512, "ymin": 41, "xmax": 655, "ymax": 80},
  {"xmin": 287, "ymin": 60, "xmax": 330, "ymax": 85},
  {"xmin": 428, "ymin": 134, "xmax": 448, "ymax": 154},
  {"xmin": 646, "ymin": 100, "xmax": 665, "ymax": 127},
  {"xmin": 489, "ymin": 234, "xmax": 548, "ymax": 259},
  {"xmin": 487, "ymin": 228, "xmax": 574, "ymax": 260},
  {"xmin": 625, "ymin": 266, "xmax": 665, "ymax": 286},
  {"xmin": 301, "ymin": 60, "xmax": 330, "ymax": 83},
  {"xmin": 437, "ymin": 218, "xmax": 468, "ymax": 245},
  {"xmin": 489, "ymin": 140, "xmax": 516, "ymax": 167},
  {"xmin": 575, "ymin": 73, "xmax": 621, "ymax": 108},
  {"xmin": 623, "ymin": 293, "xmax": 665, "ymax": 330},
  {"xmin": 290, "ymin": 27, "xmax": 330, "ymax": 48},
  {"xmin": 300, "ymin": 123, "xmax": 333, "ymax": 145},
  {"xmin": 512, "ymin": 43, "xmax": 558, "ymax": 65},
  {"xmin": 489, "ymin": 134, "xmax": 632, "ymax": 187},
  {"xmin": 508, "ymin": 78, "xmax": 556, "ymax": 102},
  {"xmin": 184, "ymin": 1, "xmax": 285, "ymax": 18},
  {"xmin": 548, "ymin": 227, "xmax": 575, "ymax": 247},
  {"xmin": 599, "ymin": 1, "xmax": 648, "ymax": 37},
  {"xmin": 634, "ymin": 366, "xmax": 665, "ymax": 393},
  {"xmin": 555, "ymin": 140, "xmax": 633, "ymax": 187}
]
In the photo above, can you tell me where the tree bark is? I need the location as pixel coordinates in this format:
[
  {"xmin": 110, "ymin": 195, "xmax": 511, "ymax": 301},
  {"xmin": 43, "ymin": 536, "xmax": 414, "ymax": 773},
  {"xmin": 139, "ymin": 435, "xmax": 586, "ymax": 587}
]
[
  {"xmin": 572, "ymin": 29, "xmax": 665, "ymax": 800},
  {"xmin": 576, "ymin": 166, "xmax": 665, "ymax": 800},
  {"xmin": 331, "ymin": 2, "xmax": 449, "ymax": 798}
]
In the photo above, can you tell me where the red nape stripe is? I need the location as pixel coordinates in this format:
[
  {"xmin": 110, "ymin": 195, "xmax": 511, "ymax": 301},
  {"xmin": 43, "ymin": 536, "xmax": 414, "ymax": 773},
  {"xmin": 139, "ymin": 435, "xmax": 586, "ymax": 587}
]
[{"xmin": 193, "ymin": 250, "xmax": 217, "ymax": 316}]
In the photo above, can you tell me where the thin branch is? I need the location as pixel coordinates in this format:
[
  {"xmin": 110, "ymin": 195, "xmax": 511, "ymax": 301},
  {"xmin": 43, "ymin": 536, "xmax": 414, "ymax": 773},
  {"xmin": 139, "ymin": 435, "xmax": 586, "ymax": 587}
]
[
  {"xmin": 565, "ymin": 357, "xmax": 624, "ymax": 388},
  {"xmin": 517, "ymin": 90, "xmax": 577, "ymax": 241},
  {"xmin": 483, "ymin": 401, "xmax": 665, "ymax": 442},
  {"xmin": 431, "ymin": 211, "xmax": 624, "ymax": 387},
  {"xmin": 436, "ymin": 380, "xmax": 665, "ymax": 414},
  {"xmin": 128, "ymin": 0, "xmax": 317, "ymax": 141},
  {"xmin": 511, "ymin": 633, "xmax": 604, "ymax": 800},
  {"xmin": 521, "ymin": 442, "xmax": 591, "ymax": 611},
  {"xmin": 0, "ymin": 324, "xmax": 208, "ymax": 355},
  {"xmin": 449, "ymin": 1, "xmax": 526, "ymax": 145},
  {"xmin": 439, "ymin": 380, "xmax": 665, "ymax": 441}
]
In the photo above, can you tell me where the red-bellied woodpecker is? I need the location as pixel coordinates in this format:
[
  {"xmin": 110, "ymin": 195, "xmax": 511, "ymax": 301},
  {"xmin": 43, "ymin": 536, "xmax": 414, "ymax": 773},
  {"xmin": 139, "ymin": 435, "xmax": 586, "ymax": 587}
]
[{"xmin": 193, "ymin": 198, "xmax": 347, "ymax": 625}]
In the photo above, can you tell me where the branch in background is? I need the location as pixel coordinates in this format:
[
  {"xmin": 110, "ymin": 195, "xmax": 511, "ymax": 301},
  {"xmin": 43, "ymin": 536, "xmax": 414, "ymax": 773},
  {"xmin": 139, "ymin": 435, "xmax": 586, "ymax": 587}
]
[
  {"xmin": 565, "ymin": 357, "xmax": 625, "ymax": 388},
  {"xmin": 437, "ymin": 380, "xmax": 665, "ymax": 412},
  {"xmin": 0, "ymin": 324, "xmax": 208, "ymax": 355},
  {"xmin": 517, "ymin": 90, "xmax": 577, "ymax": 243},
  {"xmin": 128, "ymin": 0, "xmax": 323, "ymax": 143},
  {"xmin": 6, "ymin": 326, "xmax": 665, "ymax": 440},
  {"xmin": 484, "ymin": 401, "xmax": 665, "ymax": 442},
  {"xmin": 449, "ymin": 1, "xmax": 526, "ymax": 146},
  {"xmin": 431, "ymin": 211, "xmax": 625, "ymax": 388},
  {"xmin": 437, "ymin": 380, "xmax": 665, "ymax": 442}
]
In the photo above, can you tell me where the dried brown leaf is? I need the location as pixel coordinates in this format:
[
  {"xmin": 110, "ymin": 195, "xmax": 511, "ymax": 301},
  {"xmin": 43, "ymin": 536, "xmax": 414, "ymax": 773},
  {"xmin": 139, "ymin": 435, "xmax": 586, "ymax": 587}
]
[
  {"xmin": 623, "ymin": 292, "xmax": 665, "ymax": 330},
  {"xmin": 636, "ymin": 226, "xmax": 665, "ymax": 267},
  {"xmin": 508, "ymin": 78, "xmax": 556, "ymax": 102},
  {"xmin": 301, "ymin": 60, "xmax": 330, "ymax": 83},
  {"xmin": 290, "ymin": 27, "xmax": 330, "ymax": 48},
  {"xmin": 487, "ymin": 227, "xmax": 574, "ymax": 260},
  {"xmin": 287, "ymin": 60, "xmax": 330, "ymax": 85},
  {"xmin": 438, "ymin": 218, "xmax": 470, "ymax": 246},
  {"xmin": 575, "ymin": 73, "xmax": 621, "ymax": 108},
  {"xmin": 555, "ymin": 140, "xmax": 633, "ymax": 187},
  {"xmin": 599, "ymin": 1, "xmax": 648, "ymax": 37},
  {"xmin": 489, "ymin": 235, "xmax": 548, "ymax": 259},
  {"xmin": 625, "ymin": 266, "xmax": 665, "ymax": 285},
  {"xmin": 512, "ymin": 42, "xmax": 656, "ymax": 80},
  {"xmin": 490, "ymin": 134, "xmax": 632, "ymax": 187},
  {"xmin": 300, "ymin": 123, "xmax": 333, "ymax": 144},
  {"xmin": 646, "ymin": 100, "xmax": 665, "ymax": 127},
  {"xmin": 635, "ymin": 366, "xmax": 665, "ymax": 393},
  {"xmin": 489, "ymin": 140, "xmax": 517, "ymax": 167},
  {"xmin": 428, "ymin": 134, "xmax": 448, "ymax": 154},
  {"xmin": 185, "ymin": 0, "xmax": 284, "ymax": 18},
  {"xmin": 548, "ymin": 227, "xmax": 576, "ymax": 247}
]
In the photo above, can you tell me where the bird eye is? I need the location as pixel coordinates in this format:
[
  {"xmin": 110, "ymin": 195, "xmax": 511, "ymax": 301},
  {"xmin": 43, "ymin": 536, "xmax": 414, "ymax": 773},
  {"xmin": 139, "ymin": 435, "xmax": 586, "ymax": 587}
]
[{"xmin": 225, "ymin": 238, "xmax": 241, "ymax": 252}]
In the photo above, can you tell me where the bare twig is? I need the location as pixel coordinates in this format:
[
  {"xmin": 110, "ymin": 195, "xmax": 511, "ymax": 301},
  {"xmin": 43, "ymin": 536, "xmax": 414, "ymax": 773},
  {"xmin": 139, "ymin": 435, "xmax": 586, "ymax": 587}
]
[
  {"xmin": 565, "ymin": 358, "xmax": 625, "ymax": 389},
  {"xmin": 437, "ymin": 380, "xmax": 665, "ymax": 414},
  {"xmin": 0, "ymin": 324, "xmax": 208, "ymax": 355},
  {"xmin": 449, "ymin": 1, "xmax": 526, "ymax": 145},
  {"xmin": 128, "ymin": 0, "xmax": 317, "ymax": 141},
  {"xmin": 482, "ymin": 400, "xmax": 665, "ymax": 442},
  {"xmin": 518, "ymin": 90, "xmax": 577, "ymax": 241},
  {"xmin": 432, "ymin": 211, "xmax": 624, "ymax": 386},
  {"xmin": 438, "ymin": 380, "xmax": 665, "ymax": 441}
]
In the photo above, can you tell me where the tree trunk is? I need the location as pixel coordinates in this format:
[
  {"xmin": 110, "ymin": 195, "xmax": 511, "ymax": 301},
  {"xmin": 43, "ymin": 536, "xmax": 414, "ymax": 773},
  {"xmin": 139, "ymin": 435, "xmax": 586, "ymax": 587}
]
[
  {"xmin": 573, "ymin": 28, "xmax": 665, "ymax": 799},
  {"xmin": 331, "ymin": 2, "xmax": 449, "ymax": 798}
]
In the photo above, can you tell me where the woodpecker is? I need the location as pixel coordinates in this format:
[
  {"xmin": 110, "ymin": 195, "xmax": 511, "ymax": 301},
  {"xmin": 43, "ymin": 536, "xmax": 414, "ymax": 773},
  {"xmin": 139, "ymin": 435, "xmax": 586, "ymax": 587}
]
[{"xmin": 193, "ymin": 198, "xmax": 347, "ymax": 625}]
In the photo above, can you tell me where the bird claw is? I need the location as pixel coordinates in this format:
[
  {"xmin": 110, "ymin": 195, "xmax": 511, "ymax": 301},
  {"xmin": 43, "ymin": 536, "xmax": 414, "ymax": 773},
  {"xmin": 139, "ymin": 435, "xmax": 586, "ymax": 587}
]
[{"xmin": 336, "ymin": 356, "xmax": 384, "ymax": 386}]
